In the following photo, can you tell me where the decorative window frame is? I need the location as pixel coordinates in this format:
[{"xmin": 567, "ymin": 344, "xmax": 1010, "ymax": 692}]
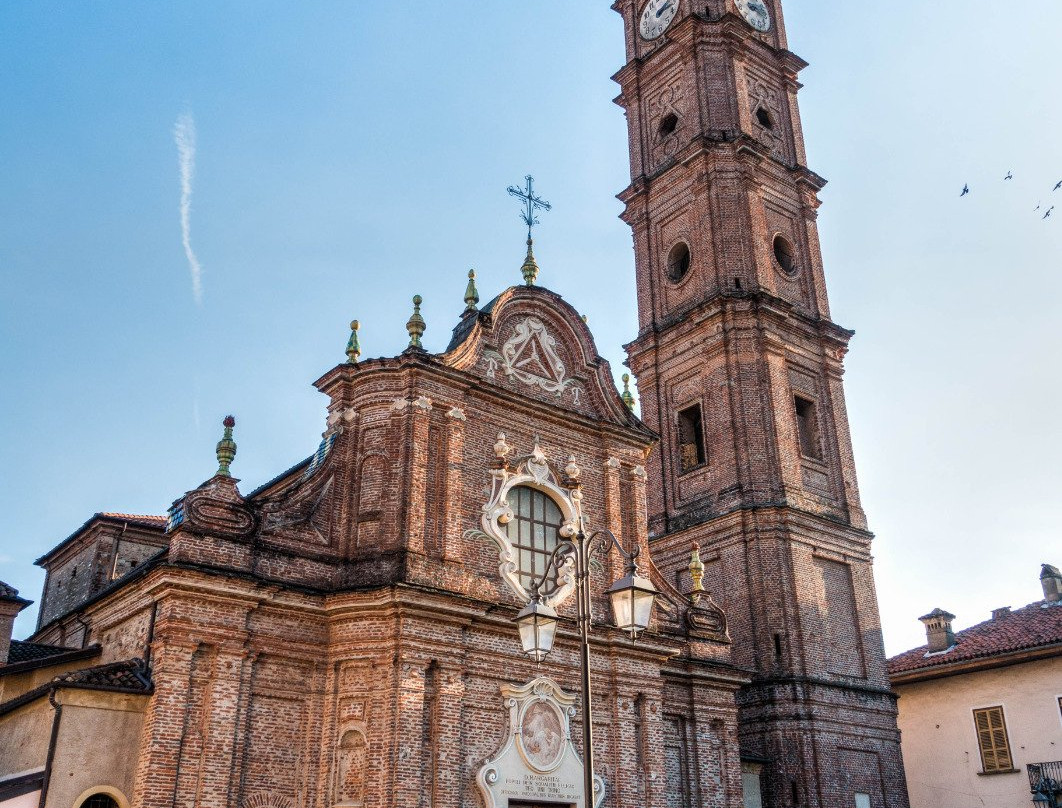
[
  {"xmin": 480, "ymin": 439, "xmax": 582, "ymax": 607},
  {"xmin": 73, "ymin": 787, "xmax": 130, "ymax": 808}
]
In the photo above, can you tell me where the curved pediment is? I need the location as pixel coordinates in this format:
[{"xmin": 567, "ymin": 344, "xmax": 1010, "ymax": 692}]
[{"xmin": 441, "ymin": 285, "xmax": 645, "ymax": 431}]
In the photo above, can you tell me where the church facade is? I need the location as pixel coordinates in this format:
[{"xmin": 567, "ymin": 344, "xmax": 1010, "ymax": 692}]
[{"xmin": 0, "ymin": 2, "xmax": 908, "ymax": 808}]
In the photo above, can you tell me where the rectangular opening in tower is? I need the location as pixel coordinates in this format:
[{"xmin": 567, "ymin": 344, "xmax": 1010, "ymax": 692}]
[
  {"xmin": 677, "ymin": 404, "xmax": 707, "ymax": 473},
  {"xmin": 793, "ymin": 396, "xmax": 822, "ymax": 461}
]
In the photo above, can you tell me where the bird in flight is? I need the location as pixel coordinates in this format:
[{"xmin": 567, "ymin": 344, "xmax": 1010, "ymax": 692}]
[
  {"xmin": 1054, "ymin": 180, "xmax": 1062, "ymax": 191},
  {"xmin": 1044, "ymin": 206, "xmax": 1054, "ymax": 220},
  {"xmin": 1035, "ymin": 202, "xmax": 1042, "ymax": 211},
  {"xmin": 1004, "ymin": 171, "xmax": 1013, "ymax": 180},
  {"xmin": 960, "ymin": 184, "xmax": 970, "ymax": 197}
]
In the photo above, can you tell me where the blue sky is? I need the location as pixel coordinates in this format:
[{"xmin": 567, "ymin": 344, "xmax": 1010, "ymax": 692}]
[{"xmin": 1, "ymin": 1, "xmax": 1059, "ymax": 654}]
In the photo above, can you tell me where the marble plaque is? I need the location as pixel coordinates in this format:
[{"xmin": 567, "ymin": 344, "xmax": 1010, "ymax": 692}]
[{"xmin": 477, "ymin": 677, "xmax": 604, "ymax": 808}]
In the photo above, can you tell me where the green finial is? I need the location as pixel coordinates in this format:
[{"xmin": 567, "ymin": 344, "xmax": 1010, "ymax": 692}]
[
  {"xmin": 521, "ymin": 238, "xmax": 539, "ymax": 286},
  {"xmin": 216, "ymin": 415, "xmax": 237, "ymax": 477},
  {"xmin": 464, "ymin": 269, "xmax": 480, "ymax": 313},
  {"xmin": 621, "ymin": 373, "xmax": 636, "ymax": 410},
  {"xmin": 345, "ymin": 319, "xmax": 361, "ymax": 364},
  {"xmin": 406, "ymin": 294, "xmax": 425, "ymax": 349}
]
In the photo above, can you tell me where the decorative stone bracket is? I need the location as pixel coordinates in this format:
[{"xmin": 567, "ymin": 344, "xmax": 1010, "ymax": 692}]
[{"xmin": 477, "ymin": 438, "xmax": 582, "ymax": 607}]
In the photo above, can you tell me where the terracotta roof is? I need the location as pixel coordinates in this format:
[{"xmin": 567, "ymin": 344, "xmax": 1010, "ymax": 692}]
[
  {"xmin": 0, "ymin": 581, "xmax": 30, "ymax": 605},
  {"xmin": 6, "ymin": 640, "xmax": 77, "ymax": 664},
  {"xmin": 888, "ymin": 600, "xmax": 1062, "ymax": 677},
  {"xmin": 98, "ymin": 513, "xmax": 168, "ymax": 527},
  {"xmin": 0, "ymin": 658, "xmax": 152, "ymax": 718},
  {"xmin": 53, "ymin": 659, "xmax": 152, "ymax": 692}
]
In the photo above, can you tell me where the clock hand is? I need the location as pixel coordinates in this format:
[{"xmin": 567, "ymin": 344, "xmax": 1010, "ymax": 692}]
[{"xmin": 656, "ymin": 0, "xmax": 673, "ymax": 19}]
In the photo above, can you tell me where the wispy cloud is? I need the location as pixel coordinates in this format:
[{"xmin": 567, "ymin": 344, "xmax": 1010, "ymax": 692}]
[{"xmin": 174, "ymin": 111, "xmax": 203, "ymax": 305}]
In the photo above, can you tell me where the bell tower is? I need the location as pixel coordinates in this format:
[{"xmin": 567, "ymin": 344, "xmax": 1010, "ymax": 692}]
[{"xmin": 613, "ymin": 1, "xmax": 910, "ymax": 806}]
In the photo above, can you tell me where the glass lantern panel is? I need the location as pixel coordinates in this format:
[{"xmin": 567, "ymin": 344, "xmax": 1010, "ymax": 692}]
[
  {"xmin": 632, "ymin": 586, "xmax": 655, "ymax": 631},
  {"xmin": 610, "ymin": 587, "xmax": 635, "ymax": 632}
]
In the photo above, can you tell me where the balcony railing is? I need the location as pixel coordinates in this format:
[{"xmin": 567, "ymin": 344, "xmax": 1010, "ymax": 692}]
[{"xmin": 1029, "ymin": 761, "xmax": 1062, "ymax": 805}]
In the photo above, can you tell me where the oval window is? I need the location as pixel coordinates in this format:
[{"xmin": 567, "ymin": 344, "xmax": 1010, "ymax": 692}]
[
  {"xmin": 659, "ymin": 112, "xmax": 678, "ymax": 137},
  {"xmin": 505, "ymin": 486, "xmax": 563, "ymax": 593},
  {"xmin": 773, "ymin": 235, "xmax": 798, "ymax": 275},
  {"xmin": 666, "ymin": 242, "xmax": 691, "ymax": 283}
]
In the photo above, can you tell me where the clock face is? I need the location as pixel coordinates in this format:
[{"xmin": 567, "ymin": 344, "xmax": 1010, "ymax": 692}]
[
  {"xmin": 639, "ymin": 0, "xmax": 679, "ymax": 40},
  {"xmin": 735, "ymin": 0, "xmax": 771, "ymax": 32}
]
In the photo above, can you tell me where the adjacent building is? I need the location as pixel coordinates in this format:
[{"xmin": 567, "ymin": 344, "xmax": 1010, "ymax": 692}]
[{"xmin": 888, "ymin": 565, "xmax": 1062, "ymax": 808}]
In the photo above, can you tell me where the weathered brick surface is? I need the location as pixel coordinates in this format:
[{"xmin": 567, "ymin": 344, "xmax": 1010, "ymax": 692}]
[{"xmin": 35, "ymin": 516, "xmax": 167, "ymax": 631}]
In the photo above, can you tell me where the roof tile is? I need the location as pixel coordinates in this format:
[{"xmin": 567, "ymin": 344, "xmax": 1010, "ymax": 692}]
[
  {"xmin": 6, "ymin": 640, "xmax": 77, "ymax": 664},
  {"xmin": 888, "ymin": 599, "xmax": 1062, "ymax": 675},
  {"xmin": 54, "ymin": 659, "xmax": 152, "ymax": 692}
]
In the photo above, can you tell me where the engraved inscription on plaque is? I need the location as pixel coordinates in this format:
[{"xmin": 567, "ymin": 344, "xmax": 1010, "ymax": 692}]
[{"xmin": 476, "ymin": 677, "xmax": 604, "ymax": 808}]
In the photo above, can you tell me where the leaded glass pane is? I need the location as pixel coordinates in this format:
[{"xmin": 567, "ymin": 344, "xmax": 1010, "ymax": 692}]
[{"xmin": 506, "ymin": 486, "xmax": 563, "ymax": 593}]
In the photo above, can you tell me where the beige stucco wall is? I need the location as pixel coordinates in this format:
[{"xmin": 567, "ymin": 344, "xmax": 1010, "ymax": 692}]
[
  {"xmin": 0, "ymin": 699, "xmax": 52, "ymax": 777},
  {"xmin": 44, "ymin": 690, "xmax": 146, "ymax": 808},
  {"xmin": 0, "ymin": 689, "xmax": 145, "ymax": 808},
  {"xmin": 895, "ymin": 655, "xmax": 1062, "ymax": 808}
]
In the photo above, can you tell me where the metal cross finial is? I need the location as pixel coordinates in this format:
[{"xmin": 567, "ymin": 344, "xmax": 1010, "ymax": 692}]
[{"xmin": 507, "ymin": 175, "xmax": 552, "ymax": 239}]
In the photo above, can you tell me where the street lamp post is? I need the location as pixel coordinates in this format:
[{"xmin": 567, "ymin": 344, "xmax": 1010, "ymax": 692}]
[{"xmin": 513, "ymin": 527, "xmax": 657, "ymax": 808}]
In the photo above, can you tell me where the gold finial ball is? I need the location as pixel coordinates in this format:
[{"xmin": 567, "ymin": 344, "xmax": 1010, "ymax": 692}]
[
  {"xmin": 468, "ymin": 269, "xmax": 475, "ymax": 279},
  {"xmin": 622, "ymin": 373, "xmax": 630, "ymax": 385},
  {"xmin": 413, "ymin": 294, "xmax": 422, "ymax": 305},
  {"xmin": 350, "ymin": 320, "xmax": 359, "ymax": 331}
]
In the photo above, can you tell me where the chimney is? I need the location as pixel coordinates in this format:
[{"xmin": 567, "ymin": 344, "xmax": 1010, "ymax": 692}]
[
  {"xmin": 1041, "ymin": 564, "xmax": 1062, "ymax": 603},
  {"xmin": 919, "ymin": 608, "xmax": 957, "ymax": 653},
  {"xmin": 0, "ymin": 581, "xmax": 32, "ymax": 665},
  {"xmin": 991, "ymin": 606, "xmax": 1011, "ymax": 621}
]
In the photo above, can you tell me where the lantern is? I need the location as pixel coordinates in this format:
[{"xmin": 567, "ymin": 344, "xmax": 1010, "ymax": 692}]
[
  {"xmin": 606, "ymin": 569, "xmax": 657, "ymax": 637},
  {"xmin": 513, "ymin": 596, "xmax": 559, "ymax": 662}
]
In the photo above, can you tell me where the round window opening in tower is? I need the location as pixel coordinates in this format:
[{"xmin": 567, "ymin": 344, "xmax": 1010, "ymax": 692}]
[
  {"xmin": 772, "ymin": 235, "xmax": 798, "ymax": 276},
  {"xmin": 755, "ymin": 106, "xmax": 773, "ymax": 130},
  {"xmin": 658, "ymin": 112, "xmax": 678, "ymax": 137},
  {"xmin": 666, "ymin": 242, "xmax": 691, "ymax": 283}
]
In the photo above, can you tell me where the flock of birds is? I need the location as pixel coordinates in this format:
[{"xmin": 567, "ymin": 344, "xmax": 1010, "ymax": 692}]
[{"xmin": 960, "ymin": 173, "xmax": 1062, "ymax": 220}]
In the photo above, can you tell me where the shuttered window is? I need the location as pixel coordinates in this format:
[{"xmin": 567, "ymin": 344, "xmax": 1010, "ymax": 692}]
[{"xmin": 973, "ymin": 706, "xmax": 1013, "ymax": 772}]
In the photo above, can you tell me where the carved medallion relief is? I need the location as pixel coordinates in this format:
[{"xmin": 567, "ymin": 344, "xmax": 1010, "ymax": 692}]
[{"xmin": 480, "ymin": 316, "xmax": 588, "ymax": 413}]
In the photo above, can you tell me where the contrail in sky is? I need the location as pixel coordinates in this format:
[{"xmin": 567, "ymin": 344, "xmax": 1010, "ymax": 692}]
[{"xmin": 174, "ymin": 111, "xmax": 203, "ymax": 305}]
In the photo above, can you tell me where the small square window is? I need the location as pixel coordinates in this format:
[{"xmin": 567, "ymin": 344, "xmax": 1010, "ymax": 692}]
[
  {"xmin": 794, "ymin": 396, "xmax": 822, "ymax": 460},
  {"xmin": 854, "ymin": 794, "xmax": 871, "ymax": 808},
  {"xmin": 678, "ymin": 404, "xmax": 707, "ymax": 473}
]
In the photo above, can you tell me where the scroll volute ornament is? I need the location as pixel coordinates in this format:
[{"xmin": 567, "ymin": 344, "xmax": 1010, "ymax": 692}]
[{"xmin": 178, "ymin": 477, "xmax": 256, "ymax": 539}]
